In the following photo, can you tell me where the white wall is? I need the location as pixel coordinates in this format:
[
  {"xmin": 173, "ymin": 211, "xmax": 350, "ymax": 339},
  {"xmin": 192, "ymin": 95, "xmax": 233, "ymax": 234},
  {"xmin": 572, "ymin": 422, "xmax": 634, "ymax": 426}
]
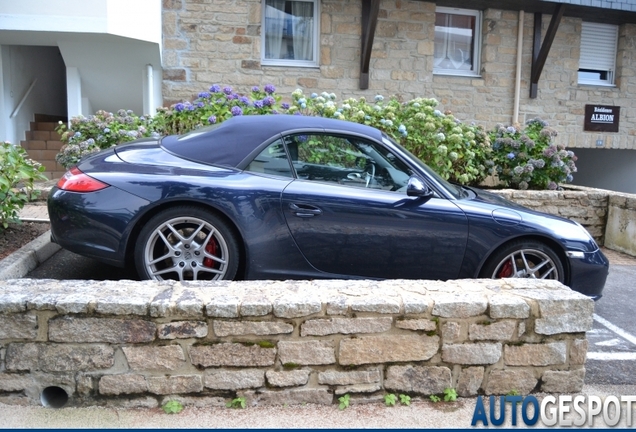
[
  {"xmin": 0, "ymin": 0, "xmax": 161, "ymax": 44},
  {"xmin": 1, "ymin": 45, "xmax": 66, "ymax": 144}
]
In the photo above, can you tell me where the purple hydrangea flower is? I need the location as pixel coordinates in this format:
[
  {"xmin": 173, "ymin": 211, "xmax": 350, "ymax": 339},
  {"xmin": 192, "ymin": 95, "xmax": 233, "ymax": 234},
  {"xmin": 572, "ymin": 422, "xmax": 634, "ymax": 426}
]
[
  {"xmin": 231, "ymin": 106, "xmax": 243, "ymax": 116},
  {"xmin": 209, "ymin": 84, "xmax": 221, "ymax": 93},
  {"xmin": 263, "ymin": 96, "xmax": 275, "ymax": 106},
  {"xmin": 507, "ymin": 152, "xmax": 515, "ymax": 160},
  {"xmin": 253, "ymin": 100, "xmax": 264, "ymax": 109},
  {"xmin": 174, "ymin": 103, "xmax": 185, "ymax": 112},
  {"xmin": 239, "ymin": 96, "xmax": 250, "ymax": 105},
  {"xmin": 208, "ymin": 115, "xmax": 217, "ymax": 124},
  {"xmin": 198, "ymin": 92, "xmax": 211, "ymax": 99},
  {"xmin": 252, "ymin": 86, "xmax": 260, "ymax": 92},
  {"xmin": 223, "ymin": 86, "xmax": 233, "ymax": 95},
  {"xmin": 281, "ymin": 103, "xmax": 290, "ymax": 110},
  {"xmin": 264, "ymin": 84, "xmax": 276, "ymax": 94},
  {"xmin": 197, "ymin": 102, "xmax": 204, "ymax": 108}
]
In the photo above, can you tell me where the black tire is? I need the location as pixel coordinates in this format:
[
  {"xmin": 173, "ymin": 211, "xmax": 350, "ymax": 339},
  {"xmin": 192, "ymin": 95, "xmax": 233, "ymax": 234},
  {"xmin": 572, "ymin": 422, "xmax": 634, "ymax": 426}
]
[
  {"xmin": 480, "ymin": 240, "xmax": 565, "ymax": 282},
  {"xmin": 134, "ymin": 206, "xmax": 239, "ymax": 281}
]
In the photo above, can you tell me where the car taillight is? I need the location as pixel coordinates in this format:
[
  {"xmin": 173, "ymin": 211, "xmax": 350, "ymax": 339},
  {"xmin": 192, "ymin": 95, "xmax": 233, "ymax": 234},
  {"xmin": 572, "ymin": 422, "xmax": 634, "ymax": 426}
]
[{"xmin": 56, "ymin": 167, "xmax": 109, "ymax": 192}]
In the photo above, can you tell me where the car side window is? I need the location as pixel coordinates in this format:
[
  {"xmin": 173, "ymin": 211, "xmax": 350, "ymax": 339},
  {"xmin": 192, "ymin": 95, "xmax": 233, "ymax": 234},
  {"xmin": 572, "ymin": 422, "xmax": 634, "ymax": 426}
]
[
  {"xmin": 286, "ymin": 133, "xmax": 412, "ymax": 192},
  {"xmin": 244, "ymin": 139, "xmax": 294, "ymax": 178}
]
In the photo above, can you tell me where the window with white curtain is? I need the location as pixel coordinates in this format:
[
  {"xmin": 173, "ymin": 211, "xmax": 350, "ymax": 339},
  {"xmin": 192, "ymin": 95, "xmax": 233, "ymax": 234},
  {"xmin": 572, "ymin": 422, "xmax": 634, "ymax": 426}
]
[
  {"xmin": 434, "ymin": 7, "xmax": 481, "ymax": 76},
  {"xmin": 578, "ymin": 22, "xmax": 617, "ymax": 86},
  {"xmin": 262, "ymin": 0, "xmax": 319, "ymax": 67}
]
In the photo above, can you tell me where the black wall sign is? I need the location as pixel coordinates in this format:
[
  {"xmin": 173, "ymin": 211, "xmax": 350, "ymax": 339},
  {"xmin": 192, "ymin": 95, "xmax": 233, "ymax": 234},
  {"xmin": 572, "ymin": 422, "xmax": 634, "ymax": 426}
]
[{"xmin": 584, "ymin": 105, "xmax": 620, "ymax": 132}]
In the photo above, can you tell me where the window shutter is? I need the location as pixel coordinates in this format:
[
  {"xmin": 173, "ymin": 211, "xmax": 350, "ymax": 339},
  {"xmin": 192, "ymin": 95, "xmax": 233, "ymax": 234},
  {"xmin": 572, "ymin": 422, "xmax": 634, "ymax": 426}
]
[{"xmin": 579, "ymin": 22, "xmax": 617, "ymax": 72}]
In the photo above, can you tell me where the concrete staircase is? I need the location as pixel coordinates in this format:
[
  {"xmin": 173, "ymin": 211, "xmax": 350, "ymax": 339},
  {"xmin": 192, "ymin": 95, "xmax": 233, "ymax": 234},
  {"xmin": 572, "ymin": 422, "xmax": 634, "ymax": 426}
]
[{"xmin": 20, "ymin": 114, "xmax": 68, "ymax": 180}]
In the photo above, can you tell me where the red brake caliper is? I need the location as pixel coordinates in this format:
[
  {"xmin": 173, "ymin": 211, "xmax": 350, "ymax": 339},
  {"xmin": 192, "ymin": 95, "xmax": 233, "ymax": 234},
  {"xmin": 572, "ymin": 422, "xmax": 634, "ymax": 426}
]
[
  {"xmin": 203, "ymin": 239, "xmax": 217, "ymax": 268},
  {"xmin": 497, "ymin": 259, "xmax": 513, "ymax": 278}
]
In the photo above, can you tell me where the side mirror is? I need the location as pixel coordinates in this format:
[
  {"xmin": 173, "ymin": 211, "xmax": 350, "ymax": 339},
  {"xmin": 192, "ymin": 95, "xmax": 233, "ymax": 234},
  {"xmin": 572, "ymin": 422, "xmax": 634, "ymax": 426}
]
[{"xmin": 406, "ymin": 176, "xmax": 434, "ymax": 198}]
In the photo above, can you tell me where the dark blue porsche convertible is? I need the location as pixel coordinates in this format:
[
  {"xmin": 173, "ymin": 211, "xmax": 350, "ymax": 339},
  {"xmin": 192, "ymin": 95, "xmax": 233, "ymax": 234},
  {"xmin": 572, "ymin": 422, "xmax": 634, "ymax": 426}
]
[{"xmin": 48, "ymin": 115, "xmax": 608, "ymax": 298}]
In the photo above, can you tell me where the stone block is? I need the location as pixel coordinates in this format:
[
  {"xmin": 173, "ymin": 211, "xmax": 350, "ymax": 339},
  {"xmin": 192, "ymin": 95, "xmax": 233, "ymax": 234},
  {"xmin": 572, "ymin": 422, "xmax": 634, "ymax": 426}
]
[
  {"xmin": 266, "ymin": 370, "xmax": 311, "ymax": 387},
  {"xmin": 485, "ymin": 369, "xmax": 538, "ymax": 395},
  {"xmin": 489, "ymin": 295, "xmax": 530, "ymax": 319},
  {"xmin": 0, "ymin": 314, "xmax": 38, "ymax": 340},
  {"xmin": 278, "ymin": 341, "xmax": 335, "ymax": 366},
  {"xmin": 204, "ymin": 369, "xmax": 264, "ymax": 390},
  {"xmin": 570, "ymin": 339, "xmax": 588, "ymax": 365},
  {"xmin": 334, "ymin": 383, "xmax": 382, "ymax": 395},
  {"xmin": 213, "ymin": 321, "xmax": 293, "ymax": 337},
  {"xmin": 122, "ymin": 345, "xmax": 186, "ymax": 371},
  {"xmin": 190, "ymin": 343, "xmax": 276, "ymax": 367},
  {"xmin": 157, "ymin": 321, "xmax": 208, "ymax": 339},
  {"xmin": 205, "ymin": 295, "xmax": 239, "ymax": 318},
  {"xmin": 541, "ymin": 368, "xmax": 585, "ymax": 393},
  {"xmin": 469, "ymin": 320, "xmax": 516, "ymax": 341},
  {"xmin": 6, "ymin": 343, "xmax": 114, "ymax": 372},
  {"xmin": 339, "ymin": 335, "xmax": 439, "ymax": 365},
  {"xmin": 0, "ymin": 373, "xmax": 33, "ymax": 392},
  {"xmin": 395, "ymin": 319, "xmax": 437, "ymax": 332},
  {"xmin": 147, "ymin": 375, "xmax": 203, "ymax": 395},
  {"xmin": 301, "ymin": 317, "xmax": 392, "ymax": 336},
  {"xmin": 273, "ymin": 296, "xmax": 322, "ymax": 318},
  {"xmin": 534, "ymin": 298, "xmax": 594, "ymax": 335},
  {"xmin": 317, "ymin": 370, "xmax": 381, "ymax": 386},
  {"xmin": 442, "ymin": 321, "xmax": 461, "ymax": 342},
  {"xmin": 457, "ymin": 367, "xmax": 485, "ymax": 397},
  {"xmin": 49, "ymin": 317, "xmax": 156, "ymax": 343},
  {"xmin": 384, "ymin": 365, "xmax": 451, "ymax": 394},
  {"xmin": 504, "ymin": 342, "xmax": 567, "ymax": 366},
  {"xmin": 432, "ymin": 293, "xmax": 488, "ymax": 318},
  {"xmin": 99, "ymin": 374, "xmax": 148, "ymax": 395},
  {"xmin": 442, "ymin": 343, "xmax": 502, "ymax": 365}
]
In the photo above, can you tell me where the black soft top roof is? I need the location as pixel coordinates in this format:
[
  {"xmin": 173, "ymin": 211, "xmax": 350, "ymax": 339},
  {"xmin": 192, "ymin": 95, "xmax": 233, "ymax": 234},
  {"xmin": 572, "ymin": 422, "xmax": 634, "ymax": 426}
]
[{"xmin": 160, "ymin": 115, "xmax": 384, "ymax": 169}]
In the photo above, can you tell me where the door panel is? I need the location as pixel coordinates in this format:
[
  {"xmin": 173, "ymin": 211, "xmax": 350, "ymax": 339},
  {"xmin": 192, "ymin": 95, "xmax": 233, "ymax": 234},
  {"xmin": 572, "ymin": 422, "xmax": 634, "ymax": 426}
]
[{"xmin": 281, "ymin": 180, "xmax": 469, "ymax": 280}]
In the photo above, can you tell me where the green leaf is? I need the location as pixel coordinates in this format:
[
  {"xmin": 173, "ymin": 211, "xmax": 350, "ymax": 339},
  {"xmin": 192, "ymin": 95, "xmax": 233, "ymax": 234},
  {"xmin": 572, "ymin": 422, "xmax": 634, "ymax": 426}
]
[{"xmin": 162, "ymin": 400, "xmax": 184, "ymax": 414}]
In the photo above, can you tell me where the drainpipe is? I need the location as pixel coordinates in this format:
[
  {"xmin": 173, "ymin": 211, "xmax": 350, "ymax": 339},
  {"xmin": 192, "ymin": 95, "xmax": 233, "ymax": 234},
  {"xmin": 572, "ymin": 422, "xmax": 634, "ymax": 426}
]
[
  {"xmin": 146, "ymin": 64, "xmax": 155, "ymax": 116},
  {"xmin": 513, "ymin": 10, "xmax": 524, "ymax": 125}
]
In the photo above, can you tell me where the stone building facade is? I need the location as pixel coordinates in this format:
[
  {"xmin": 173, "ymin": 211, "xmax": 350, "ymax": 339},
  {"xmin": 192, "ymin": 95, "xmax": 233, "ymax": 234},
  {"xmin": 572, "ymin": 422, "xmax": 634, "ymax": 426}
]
[{"xmin": 162, "ymin": 0, "xmax": 636, "ymax": 192}]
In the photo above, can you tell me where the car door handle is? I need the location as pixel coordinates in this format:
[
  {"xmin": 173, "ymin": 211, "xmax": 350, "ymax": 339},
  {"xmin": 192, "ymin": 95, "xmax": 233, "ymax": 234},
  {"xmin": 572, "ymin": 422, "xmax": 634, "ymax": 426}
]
[{"xmin": 289, "ymin": 203, "xmax": 322, "ymax": 218}]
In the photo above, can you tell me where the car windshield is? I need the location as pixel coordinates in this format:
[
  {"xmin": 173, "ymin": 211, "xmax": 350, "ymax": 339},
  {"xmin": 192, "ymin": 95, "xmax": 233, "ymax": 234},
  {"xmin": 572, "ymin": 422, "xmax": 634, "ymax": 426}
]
[{"xmin": 381, "ymin": 135, "xmax": 464, "ymax": 199}]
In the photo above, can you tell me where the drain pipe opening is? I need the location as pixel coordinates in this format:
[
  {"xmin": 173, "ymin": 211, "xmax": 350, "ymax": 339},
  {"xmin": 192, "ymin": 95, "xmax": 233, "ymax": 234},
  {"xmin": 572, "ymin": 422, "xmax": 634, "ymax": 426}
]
[{"xmin": 41, "ymin": 386, "xmax": 69, "ymax": 408}]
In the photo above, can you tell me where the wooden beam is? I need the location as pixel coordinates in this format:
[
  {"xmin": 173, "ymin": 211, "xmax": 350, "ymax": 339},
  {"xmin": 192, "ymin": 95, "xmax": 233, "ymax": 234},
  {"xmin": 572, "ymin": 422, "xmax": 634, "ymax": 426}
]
[
  {"xmin": 530, "ymin": 4, "xmax": 565, "ymax": 98},
  {"xmin": 360, "ymin": 0, "xmax": 380, "ymax": 90}
]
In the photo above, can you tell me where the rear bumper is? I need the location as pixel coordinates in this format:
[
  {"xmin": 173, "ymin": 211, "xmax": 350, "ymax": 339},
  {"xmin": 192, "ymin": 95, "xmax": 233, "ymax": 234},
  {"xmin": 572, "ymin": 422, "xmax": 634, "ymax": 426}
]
[{"xmin": 47, "ymin": 186, "xmax": 150, "ymax": 268}]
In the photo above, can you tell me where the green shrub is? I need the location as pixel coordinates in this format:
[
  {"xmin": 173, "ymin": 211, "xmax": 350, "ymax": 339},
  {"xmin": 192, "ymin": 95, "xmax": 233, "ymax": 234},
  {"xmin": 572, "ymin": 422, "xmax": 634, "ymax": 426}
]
[
  {"xmin": 53, "ymin": 84, "xmax": 574, "ymax": 190},
  {"xmin": 288, "ymin": 90, "xmax": 492, "ymax": 186},
  {"xmin": 55, "ymin": 109, "xmax": 159, "ymax": 169},
  {"xmin": 490, "ymin": 118, "xmax": 577, "ymax": 190},
  {"xmin": 153, "ymin": 84, "xmax": 283, "ymax": 136},
  {"xmin": 0, "ymin": 142, "xmax": 47, "ymax": 229}
]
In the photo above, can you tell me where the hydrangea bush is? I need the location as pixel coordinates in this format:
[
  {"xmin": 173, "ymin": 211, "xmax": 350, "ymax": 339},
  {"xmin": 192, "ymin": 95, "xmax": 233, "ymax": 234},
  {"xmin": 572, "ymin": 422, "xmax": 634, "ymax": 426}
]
[
  {"xmin": 287, "ymin": 90, "xmax": 492, "ymax": 186},
  {"xmin": 54, "ymin": 84, "xmax": 576, "ymax": 190},
  {"xmin": 153, "ymin": 85, "xmax": 282, "ymax": 136},
  {"xmin": 489, "ymin": 118, "xmax": 577, "ymax": 190},
  {"xmin": 55, "ymin": 110, "xmax": 159, "ymax": 168}
]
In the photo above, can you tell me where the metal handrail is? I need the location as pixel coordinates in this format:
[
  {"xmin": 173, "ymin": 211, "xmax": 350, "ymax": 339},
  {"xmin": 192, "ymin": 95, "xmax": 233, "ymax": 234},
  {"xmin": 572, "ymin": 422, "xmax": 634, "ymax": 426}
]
[{"xmin": 10, "ymin": 78, "xmax": 38, "ymax": 119}]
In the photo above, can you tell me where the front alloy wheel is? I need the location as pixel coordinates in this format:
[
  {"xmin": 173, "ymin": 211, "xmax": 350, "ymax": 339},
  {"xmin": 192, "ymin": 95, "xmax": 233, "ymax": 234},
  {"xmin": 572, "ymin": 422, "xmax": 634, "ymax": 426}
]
[
  {"xmin": 135, "ymin": 207, "xmax": 239, "ymax": 281},
  {"xmin": 482, "ymin": 241, "xmax": 564, "ymax": 282}
]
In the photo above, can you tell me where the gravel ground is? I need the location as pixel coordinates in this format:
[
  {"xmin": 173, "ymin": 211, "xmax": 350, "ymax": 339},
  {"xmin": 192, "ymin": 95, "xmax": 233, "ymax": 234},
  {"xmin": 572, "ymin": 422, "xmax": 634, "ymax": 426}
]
[{"xmin": 3, "ymin": 385, "xmax": 636, "ymax": 429}]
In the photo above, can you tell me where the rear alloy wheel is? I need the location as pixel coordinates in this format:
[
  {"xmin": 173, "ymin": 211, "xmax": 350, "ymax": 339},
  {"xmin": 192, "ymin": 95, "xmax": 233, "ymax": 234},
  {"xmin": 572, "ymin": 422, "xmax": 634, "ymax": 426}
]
[
  {"xmin": 135, "ymin": 206, "xmax": 239, "ymax": 281},
  {"xmin": 481, "ymin": 241, "xmax": 564, "ymax": 282}
]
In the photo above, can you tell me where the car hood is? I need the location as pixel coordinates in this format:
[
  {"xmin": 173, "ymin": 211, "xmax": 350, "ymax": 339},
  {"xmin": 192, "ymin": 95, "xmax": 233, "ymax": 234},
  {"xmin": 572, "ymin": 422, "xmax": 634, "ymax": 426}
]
[{"xmin": 456, "ymin": 186, "xmax": 600, "ymax": 253}]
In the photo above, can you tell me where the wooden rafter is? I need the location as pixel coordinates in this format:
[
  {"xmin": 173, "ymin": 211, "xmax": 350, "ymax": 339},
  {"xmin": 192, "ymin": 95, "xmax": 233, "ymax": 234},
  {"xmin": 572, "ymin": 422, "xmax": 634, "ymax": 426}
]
[
  {"xmin": 360, "ymin": 0, "xmax": 380, "ymax": 89},
  {"xmin": 530, "ymin": 3, "xmax": 565, "ymax": 98}
]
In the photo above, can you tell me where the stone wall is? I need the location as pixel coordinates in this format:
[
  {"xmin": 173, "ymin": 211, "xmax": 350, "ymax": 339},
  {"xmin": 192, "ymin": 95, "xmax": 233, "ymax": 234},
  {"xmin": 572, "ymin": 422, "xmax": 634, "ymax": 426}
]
[
  {"xmin": 0, "ymin": 278, "xmax": 592, "ymax": 408},
  {"xmin": 162, "ymin": 0, "xmax": 636, "ymax": 150},
  {"xmin": 605, "ymin": 192, "xmax": 636, "ymax": 256}
]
